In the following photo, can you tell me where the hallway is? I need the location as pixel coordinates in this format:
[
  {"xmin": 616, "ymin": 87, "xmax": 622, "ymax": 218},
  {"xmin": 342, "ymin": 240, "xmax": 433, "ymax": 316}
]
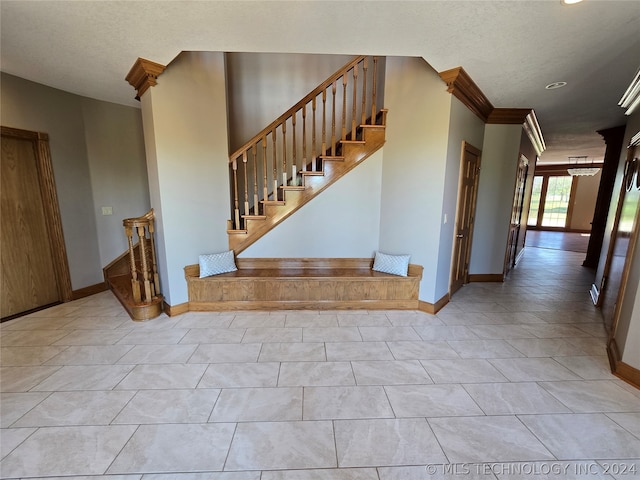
[{"xmin": 1, "ymin": 246, "xmax": 639, "ymax": 478}]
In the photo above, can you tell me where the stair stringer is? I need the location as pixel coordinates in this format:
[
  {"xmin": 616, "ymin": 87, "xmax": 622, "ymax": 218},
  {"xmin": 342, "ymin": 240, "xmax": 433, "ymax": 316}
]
[{"xmin": 229, "ymin": 125, "xmax": 386, "ymax": 254}]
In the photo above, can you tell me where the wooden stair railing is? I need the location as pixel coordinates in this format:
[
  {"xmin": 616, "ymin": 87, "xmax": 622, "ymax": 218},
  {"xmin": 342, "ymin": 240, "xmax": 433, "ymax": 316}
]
[
  {"xmin": 228, "ymin": 55, "xmax": 387, "ymax": 254},
  {"xmin": 123, "ymin": 209, "xmax": 160, "ymax": 304},
  {"xmin": 103, "ymin": 209, "xmax": 163, "ymax": 321}
]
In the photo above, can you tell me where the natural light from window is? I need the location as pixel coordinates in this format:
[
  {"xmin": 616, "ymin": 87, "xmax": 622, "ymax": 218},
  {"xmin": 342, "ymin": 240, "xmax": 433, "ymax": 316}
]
[{"xmin": 541, "ymin": 176, "xmax": 573, "ymax": 227}]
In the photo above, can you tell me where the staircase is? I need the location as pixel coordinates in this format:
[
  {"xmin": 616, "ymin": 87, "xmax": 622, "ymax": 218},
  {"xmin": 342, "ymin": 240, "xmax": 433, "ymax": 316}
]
[
  {"xmin": 103, "ymin": 209, "xmax": 163, "ymax": 321},
  {"xmin": 227, "ymin": 55, "xmax": 387, "ymax": 254}
]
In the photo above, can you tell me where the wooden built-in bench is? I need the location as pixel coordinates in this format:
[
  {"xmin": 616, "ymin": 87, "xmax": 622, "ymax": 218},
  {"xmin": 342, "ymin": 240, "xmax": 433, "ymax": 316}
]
[{"xmin": 184, "ymin": 258, "xmax": 423, "ymax": 311}]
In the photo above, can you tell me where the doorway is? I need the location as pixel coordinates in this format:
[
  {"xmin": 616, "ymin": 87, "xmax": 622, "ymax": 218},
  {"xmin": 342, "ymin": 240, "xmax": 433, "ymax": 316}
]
[
  {"xmin": 1, "ymin": 127, "xmax": 72, "ymax": 319},
  {"xmin": 450, "ymin": 141, "xmax": 482, "ymax": 295}
]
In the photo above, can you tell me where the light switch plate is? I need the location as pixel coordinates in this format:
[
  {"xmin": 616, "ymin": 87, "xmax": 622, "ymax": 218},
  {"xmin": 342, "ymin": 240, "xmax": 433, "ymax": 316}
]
[{"xmin": 101, "ymin": 206, "xmax": 113, "ymax": 216}]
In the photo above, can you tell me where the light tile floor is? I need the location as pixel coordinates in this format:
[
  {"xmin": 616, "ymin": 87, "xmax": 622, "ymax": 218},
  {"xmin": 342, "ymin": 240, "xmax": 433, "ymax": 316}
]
[{"xmin": 1, "ymin": 247, "xmax": 640, "ymax": 479}]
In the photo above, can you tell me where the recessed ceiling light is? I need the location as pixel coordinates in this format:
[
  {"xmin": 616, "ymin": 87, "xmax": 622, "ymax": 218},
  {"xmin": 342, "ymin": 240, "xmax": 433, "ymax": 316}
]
[
  {"xmin": 561, "ymin": 0, "xmax": 584, "ymax": 5},
  {"xmin": 545, "ymin": 81, "xmax": 568, "ymax": 90}
]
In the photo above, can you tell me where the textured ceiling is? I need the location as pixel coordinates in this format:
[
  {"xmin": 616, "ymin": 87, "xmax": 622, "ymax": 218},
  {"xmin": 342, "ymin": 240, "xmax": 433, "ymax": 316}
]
[{"xmin": 1, "ymin": 0, "xmax": 639, "ymax": 163}]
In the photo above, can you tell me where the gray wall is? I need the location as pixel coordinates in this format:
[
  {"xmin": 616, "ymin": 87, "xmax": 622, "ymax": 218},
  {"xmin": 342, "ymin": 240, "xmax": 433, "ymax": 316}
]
[{"xmin": 1, "ymin": 72, "xmax": 149, "ymax": 289}]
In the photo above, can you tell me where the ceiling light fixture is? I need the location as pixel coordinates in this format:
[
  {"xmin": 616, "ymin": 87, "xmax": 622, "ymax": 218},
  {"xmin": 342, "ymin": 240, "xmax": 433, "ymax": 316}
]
[
  {"xmin": 567, "ymin": 156, "xmax": 600, "ymax": 176},
  {"xmin": 561, "ymin": 0, "xmax": 584, "ymax": 5},
  {"xmin": 545, "ymin": 81, "xmax": 567, "ymax": 90}
]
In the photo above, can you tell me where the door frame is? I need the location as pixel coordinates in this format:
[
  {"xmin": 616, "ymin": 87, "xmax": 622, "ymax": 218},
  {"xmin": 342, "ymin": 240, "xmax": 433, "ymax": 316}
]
[
  {"xmin": 450, "ymin": 141, "xmax": 482, "ymax": 294},
  {"xmin": 504, "ymin": 154, "xmax": 529, "ymax": 274},
  {"xmin": 1, "ymin": 126, "xmax": 73, "ymax": 308}
]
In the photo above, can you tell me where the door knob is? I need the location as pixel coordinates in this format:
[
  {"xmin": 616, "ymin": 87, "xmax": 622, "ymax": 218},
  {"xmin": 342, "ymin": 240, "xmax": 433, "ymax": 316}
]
[{"xmin": 456, "ymin": 234, "xmax": 463, "ymax": 238}]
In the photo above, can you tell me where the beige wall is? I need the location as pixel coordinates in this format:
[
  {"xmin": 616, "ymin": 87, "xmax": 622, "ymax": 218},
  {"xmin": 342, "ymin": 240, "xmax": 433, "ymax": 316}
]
[
  {"xmin": 469, "ymin": 124, "xmax": 523, "ymax": 275},
  {"xmin": 570, "ymin": 171, "xmax": 600, "ymax": 231},
  {"xmin": 240, "ymin": 150, "xmax": 383, "ymax": 258},
  {"xmin": 0, "ymin": 72, "xmax": 148, "ymax": 289},
  {"xmin": 438, "ymin": 97, "xmax": 486, "ymax": 299},
  {"xmin": 380, "ymin": 56, "xmax": 452, "ymax": 303},
  {"xmin": 140, "ymin": 51, "xmax": 231, "ymax": 305},
  {"xmin": 81, "ymin": 100, "xmax": 150, "ymax": 267},
  {"xmin": 225, "ymin": 52, "xmax": 355, "ymax": 152}
]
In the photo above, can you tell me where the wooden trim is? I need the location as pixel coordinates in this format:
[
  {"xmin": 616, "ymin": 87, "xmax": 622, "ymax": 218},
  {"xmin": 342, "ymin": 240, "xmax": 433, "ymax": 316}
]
[
  {"xmin": 487, "ymin": 108, "xmax": 532, "ymax": 124},
  {"xmin": 186, "ymin": 258, "xmax": 422, "ymax": 311},
  {"xmin": 439, "ymin": 69, "xmax": 545, "ymax": 153},
  {"xmin": 1, "ymin": 126, "xmax": 73, "ymax": 304},
  {"xmin": 72, "ymin": 282, "xmax": 108, "ymax": 300},
  {"xmin": 608, "ymin": 166, "xmax": 640, "ymax": 335},
  {"xmin": 438, "ymin": 67, "xmax": 493, "ymax": 122},
  {"xmin": 468, "ymin": 274, "xmax": 504, "ymax": 283},
  {"xmin": 186, "ymin": 258, "xmax": 423, "ymax": 278},
  {"xmin": 164, "ymin": 301, "xmax": 189, "ymax": 317},
  {"xmin": 189, "ymin": 299, "xmax": 419, "ymax": 311},
  {"xmin": 418, "ymin": 293, "xmax": 449, "ymax": 315},
  {"xmin": 607, "ymin": 338, "xmax": 640, "ymax": 390},
  {"xmin": 534, "ymin": 163, "xmax": 603, "ymax": 175},
  {"xmin": 125, "ymin": 57, "xmax": 167, "ymax": 100}
]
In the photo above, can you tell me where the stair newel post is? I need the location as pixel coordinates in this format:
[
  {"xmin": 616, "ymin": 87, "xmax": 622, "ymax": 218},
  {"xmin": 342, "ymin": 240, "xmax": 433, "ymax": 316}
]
[
  {"xmin": 322, "ymin": 90, "xmax": 327, "ymax": 160},
  {"xmin": 272, "ymin": 129, "xmax": 278, "ymax": 200},
  {"xmin": 252, "ymin": 146, "xmax": 259, "ymax": 215},
  {"xmin": 243, "ymin": 151, "xmax": 250, "ymax": 218},
  {"xmin": 312, "ymin": 96, "xmax": 317, "ymax": 171},
  {"xmin": 292, "ymin": 111, "xmax": 297, "ymax": 186},
  {"xmin": 262, "ymin": 136, "xmax": 268, "ymax": 204},
  {"xmin": 341, "ymin": 73, "xmax": 348, "ymax": 142},
  {"xmin": 232, "ymin": 157, "xmax": 240, "ymax": 229},
  {"xmin": 137, "ymin": 224, "xmax": 152, "ymax": 302},
  {"xmin": 282, "ymin": 121, "xmax": 288, "ymax": 187},
  {"xmin": 331, "ymin": 82, "xmax": 337, "ymax": 156},
  {"xmin": 301, "ymin": 105, "xmax": 307, "ymax": 173},
  {"xmin": 124, "ymin": 224, "xmax": 141, "ymax": 303},
  {"xmin": 371, "ymin": 57, "xmax": 378, "ymax": 125},
  {"xmin": 352, "ymin": 63, "xmax": 358, "ymax": 140},
  {"xmin": 361, "ymin": 57, "xmax": 368, "ymax": 126}
]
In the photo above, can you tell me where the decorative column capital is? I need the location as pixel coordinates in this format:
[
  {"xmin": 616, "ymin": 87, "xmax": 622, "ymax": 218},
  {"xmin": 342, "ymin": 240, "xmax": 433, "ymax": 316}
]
[
  {"xmin": 125, "ymin": 58, "xmax": 166, "ymax": 100},
  {"xmin": 439, "ymin": 66, "xmax": 493, "ymax": 122}
]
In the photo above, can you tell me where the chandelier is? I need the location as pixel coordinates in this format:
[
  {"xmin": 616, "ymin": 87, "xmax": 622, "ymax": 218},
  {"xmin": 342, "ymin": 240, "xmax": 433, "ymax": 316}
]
[{"xmin": 567, "ymin": 156, "xmax": 600, "ymax": 176}]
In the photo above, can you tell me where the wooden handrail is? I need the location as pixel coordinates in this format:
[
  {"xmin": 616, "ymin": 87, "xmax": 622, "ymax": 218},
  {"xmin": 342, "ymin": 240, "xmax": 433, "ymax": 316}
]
[
  {"xmin": 122, "ymin": 209, "xmax": 160, "ymax": 304},
  {"xmin": 227, "ymin": 55, "xmax": 384, "ymax": 231},
  {"xmin": 229, "ymin": 55, "xmax": 365, "ymax": 162}
]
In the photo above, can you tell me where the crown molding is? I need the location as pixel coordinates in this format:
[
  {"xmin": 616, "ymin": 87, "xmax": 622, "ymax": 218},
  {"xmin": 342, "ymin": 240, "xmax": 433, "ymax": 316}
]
[
  {"xmin": 439, "ymin": 67, "xmax": 493, "ymax": 122},
  {"xmin": 619, "ymin": 68, "xmax": 640, "ymax": 116},
  {"xmin": 487, "ymin": 108, "xmax": 532, "ymax": 124},
  {"xmin": 523, "ymin": 110, "xmax": 546, "ymax": 156},
  {"xmin": 125, "ymin": 57, "xmax": 166, "ymax": 100}
]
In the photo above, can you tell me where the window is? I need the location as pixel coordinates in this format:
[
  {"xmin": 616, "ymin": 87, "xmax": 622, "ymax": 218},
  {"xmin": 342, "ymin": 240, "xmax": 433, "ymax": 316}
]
[
  {"xmin": 527, "ymin": 168, "xmax": 576, "ymax": 229},
  {"xmin": 528, "ymin": 176, "xmax": 543, "ymax": 226},
  {"xmin": 541, "ymin": 175, "xmax": 573, "ymax": 227}
]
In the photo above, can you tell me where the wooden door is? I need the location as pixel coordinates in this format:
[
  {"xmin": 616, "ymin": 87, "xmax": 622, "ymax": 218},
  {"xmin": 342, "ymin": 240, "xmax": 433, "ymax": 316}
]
[
  {"xmin": 451, "ymin": 142, "xmax": 482, "ymax": 295},
  {"xmin": 504, "ymin": 155, "xmax": 529, "ymax": 274},
  {"xmin": 1, "ymin": 127, "xmax": 72, "ymax": 319}
]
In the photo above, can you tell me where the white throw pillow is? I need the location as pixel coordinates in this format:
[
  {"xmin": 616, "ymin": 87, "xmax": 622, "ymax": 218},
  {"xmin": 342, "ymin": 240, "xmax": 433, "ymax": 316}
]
[
  {"xmin": 372, "ymin": 251, "xmax": 410, "ymax": 277},
  {"xmin": 199, "ymin": 250, "xmax": 238, "ymax": 278}
]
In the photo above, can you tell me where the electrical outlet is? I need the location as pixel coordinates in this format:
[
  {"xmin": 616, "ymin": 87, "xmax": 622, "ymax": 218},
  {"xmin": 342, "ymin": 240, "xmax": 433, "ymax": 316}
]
[{"xmin": 101, "ymin": 206, "xmax": 113, "ymax": 216}]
